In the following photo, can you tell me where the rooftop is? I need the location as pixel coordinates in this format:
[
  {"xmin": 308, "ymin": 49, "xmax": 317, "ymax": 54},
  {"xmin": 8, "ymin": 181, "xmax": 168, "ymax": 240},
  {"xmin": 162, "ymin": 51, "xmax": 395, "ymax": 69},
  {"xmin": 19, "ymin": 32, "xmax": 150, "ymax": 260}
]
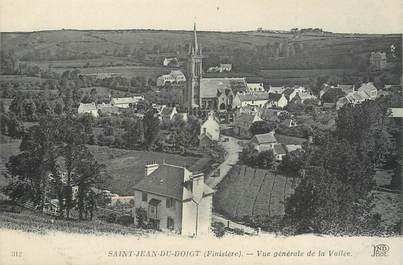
[
  {"xmin": 200, "ymin": 78, "xmax": 248, "ymax": 98},
  {"xmin": 253, "ymin": 132, "xmax": 277, "ymax": 144},
  {"xmin": 133, "ymin": 164, "xmax": 214, "ymax": 201}
]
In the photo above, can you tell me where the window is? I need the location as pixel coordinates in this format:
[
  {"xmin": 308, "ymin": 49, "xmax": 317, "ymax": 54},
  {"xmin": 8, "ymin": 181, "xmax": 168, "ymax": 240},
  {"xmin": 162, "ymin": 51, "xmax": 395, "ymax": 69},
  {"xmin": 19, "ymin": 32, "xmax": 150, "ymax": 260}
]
[
  {"xmin": 167, "ymin": 217, "xmax": 175, "ymax": 230},
  {"xmin": 166, "ymin": 198, "xmax": 176, "ymax": 209},
  {"xmin": 142, "ymin": 192, "xmax": 148, "ymax": 202}
]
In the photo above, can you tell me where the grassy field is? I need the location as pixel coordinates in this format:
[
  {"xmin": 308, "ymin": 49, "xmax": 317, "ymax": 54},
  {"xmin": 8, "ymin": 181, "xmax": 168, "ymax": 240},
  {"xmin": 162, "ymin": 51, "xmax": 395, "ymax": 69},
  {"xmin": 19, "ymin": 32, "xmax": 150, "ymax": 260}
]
[
  {"xmin": 213, "ymin": 165, "xmax": 300, "ymax": 220},
  {"xmin": 0, "ymin": 136, "xmax": 205, "ymax": 196},
  {"xmin": 87, "ymin": 145, "xmax": 202, "ymax": 195},
  {"xmin": 0, "ymin": 208, "xmax": 149, "ymax": 235},
  {"xmin": 259, "ymin": 68, "xmax": 357, "ymax": 78}
]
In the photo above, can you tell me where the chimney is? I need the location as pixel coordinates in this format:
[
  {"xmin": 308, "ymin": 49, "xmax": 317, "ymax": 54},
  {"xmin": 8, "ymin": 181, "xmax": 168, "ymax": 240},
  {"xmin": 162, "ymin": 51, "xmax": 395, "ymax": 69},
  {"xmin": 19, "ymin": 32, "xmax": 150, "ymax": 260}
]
[
  {"xmin": 191, "ymin": 173, "xmax": 204, "ymax": 203},
  {"xmin": 145, "ymin": 161, "xmax": 159, "ymax": 176}
]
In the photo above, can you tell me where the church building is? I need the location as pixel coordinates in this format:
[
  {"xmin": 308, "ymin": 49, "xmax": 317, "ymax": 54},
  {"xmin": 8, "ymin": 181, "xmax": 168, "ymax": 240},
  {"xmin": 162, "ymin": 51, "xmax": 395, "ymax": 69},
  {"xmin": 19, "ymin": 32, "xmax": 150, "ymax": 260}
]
[{"xmin": 183, "ymin": 23, "xmax": 249, "ymax": 110}]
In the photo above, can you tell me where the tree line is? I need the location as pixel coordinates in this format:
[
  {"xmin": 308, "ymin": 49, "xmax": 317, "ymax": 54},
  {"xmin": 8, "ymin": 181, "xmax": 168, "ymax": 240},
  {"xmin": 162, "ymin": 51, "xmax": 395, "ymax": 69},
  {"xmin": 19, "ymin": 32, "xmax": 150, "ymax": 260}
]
[{"xmin": 3, "ymin": 114, "xmax": 106, "ymax": 221}]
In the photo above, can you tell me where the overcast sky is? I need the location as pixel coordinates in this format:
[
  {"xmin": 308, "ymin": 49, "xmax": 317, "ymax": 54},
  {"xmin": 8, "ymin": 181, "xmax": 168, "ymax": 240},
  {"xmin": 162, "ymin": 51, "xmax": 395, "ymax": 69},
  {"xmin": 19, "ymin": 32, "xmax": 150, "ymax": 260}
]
[{"xmin": 0, "ymin": 0, "xmax": 401, "ymax": 33}]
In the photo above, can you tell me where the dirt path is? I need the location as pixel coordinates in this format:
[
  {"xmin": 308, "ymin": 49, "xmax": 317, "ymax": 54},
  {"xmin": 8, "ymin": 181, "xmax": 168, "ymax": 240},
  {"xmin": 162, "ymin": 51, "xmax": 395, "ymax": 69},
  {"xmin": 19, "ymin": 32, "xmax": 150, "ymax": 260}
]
[{"xmin": 205, "ymin": 135, "xmax": 243, "ymax": 188}]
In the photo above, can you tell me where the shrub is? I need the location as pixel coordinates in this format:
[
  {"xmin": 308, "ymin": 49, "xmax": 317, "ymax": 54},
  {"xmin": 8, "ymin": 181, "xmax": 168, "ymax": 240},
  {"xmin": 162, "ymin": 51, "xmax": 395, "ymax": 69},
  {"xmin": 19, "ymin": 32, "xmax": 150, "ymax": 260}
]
[
  {"xmin": 117, "ymin": 215, "xmax": 134, "ymax": 226},
  {"xmin": 212, "ymin": 222, "xmax": 226, "ymax": 237}
]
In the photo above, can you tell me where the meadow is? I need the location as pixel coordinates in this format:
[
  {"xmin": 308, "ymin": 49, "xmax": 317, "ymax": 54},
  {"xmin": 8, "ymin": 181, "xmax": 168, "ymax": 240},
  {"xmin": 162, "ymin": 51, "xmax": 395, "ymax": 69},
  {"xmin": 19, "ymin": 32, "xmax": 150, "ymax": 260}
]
[
  {"xmin": 0, "ymin": 208, "xmax": 148, "ymax": 235},
  {"xmin": 87, "ymin": 145, "xmax": 202, "ymax": 195}
]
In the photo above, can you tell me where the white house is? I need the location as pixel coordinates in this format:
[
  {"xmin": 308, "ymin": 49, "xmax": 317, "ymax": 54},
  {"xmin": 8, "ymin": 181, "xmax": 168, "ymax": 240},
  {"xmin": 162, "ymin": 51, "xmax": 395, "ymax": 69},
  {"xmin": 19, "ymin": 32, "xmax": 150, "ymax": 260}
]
[
  {"xmin": 78, "ymin": 103, "xmax": 98, "ymax": 117},
  {"xmin": 207, "ymin": 64, "xmax": 232, "ymax": 73},
  {"xmin": 268, "ymin": 86, "xmax": 286, "ymax": 94},
  {"xmin": 156, "ymin": 70, "xmax": 186, "ymax": 87},
  {"xmin": 336, "ymin": 82, "xmax": 377, "ymax": 109},
  {"xmin": 266, "ymin": 93, "xmax": 288, "ymax": 109},
  {"xmin": 233, "ymin": 92, "xmax": 270, "ymax": 109},
  {"xmin": 133, "ymin": 162, "xmax": 214, "ymax": 236},
  {"xmin": 247, "ymin": 83, "xmax": 265, "ymax": 92},
  {"xmin": 357, "ymin": 82, "xmax": 377, "ymax": 100},
  {"xmin": 200, "ymin": 112, "xmax": 220, "ymax": 141},
  {"xmin": 249, "ymin": 132, "xmax": 277, "ymax": 152},
  {"xmin": 163, "ymin": 57, "xmax": 179, "ymax": 67},
  {"xmin": 111, "ymin": 96, "xmax": 144, "ymax": 108},
  {"xmin": 233, "ymin": 112, "xmax": 263, "ymax": 138}
]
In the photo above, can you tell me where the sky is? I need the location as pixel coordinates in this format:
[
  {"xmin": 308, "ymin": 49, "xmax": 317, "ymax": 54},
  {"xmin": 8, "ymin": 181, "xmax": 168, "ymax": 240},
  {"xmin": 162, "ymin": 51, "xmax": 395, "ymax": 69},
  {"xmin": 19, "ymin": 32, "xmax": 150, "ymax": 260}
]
[{"xmin": 0, "ymin": 0, "xmax": 401, "ymax": 33}]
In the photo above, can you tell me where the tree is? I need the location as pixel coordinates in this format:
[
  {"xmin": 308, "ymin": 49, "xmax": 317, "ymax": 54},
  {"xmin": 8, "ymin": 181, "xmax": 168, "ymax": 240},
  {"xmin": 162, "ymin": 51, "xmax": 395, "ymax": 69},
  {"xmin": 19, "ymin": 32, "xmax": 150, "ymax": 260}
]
[
  {"xmin": 250, "ymin": 121, "xmax": 277, "ymax": 135},
  {"xmin": 73, "ymin": 146, "xmax": 105, "ymax": 220},
  {"xmin": 278, "ymin": 150, "xmax": 305, "ymax": 178},
  {"xmin": 282, "ymin": 135, "xmax": 378, "ymax": 235},
  {"xmin": 143, "ymin": 110, "xmax": 160, "ymax": 150},
  {"xmin": 322, "ymin": 88, "xmax": 345, "ymax": 103}
]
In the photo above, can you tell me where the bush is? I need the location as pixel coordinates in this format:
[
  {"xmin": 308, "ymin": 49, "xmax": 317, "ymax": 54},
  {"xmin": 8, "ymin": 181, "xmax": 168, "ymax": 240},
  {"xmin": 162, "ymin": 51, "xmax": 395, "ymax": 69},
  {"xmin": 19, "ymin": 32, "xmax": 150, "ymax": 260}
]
[
  {"xmin": 117, "ymin": 215, "xmax": 134, "ymax": 226},
  {"xmin": 135, "ymin": 207, "xmax": 147, "ymax": 228},
  {"xmin": 212, "ymin": 222, "xmax": 226, "ymax": 237}
]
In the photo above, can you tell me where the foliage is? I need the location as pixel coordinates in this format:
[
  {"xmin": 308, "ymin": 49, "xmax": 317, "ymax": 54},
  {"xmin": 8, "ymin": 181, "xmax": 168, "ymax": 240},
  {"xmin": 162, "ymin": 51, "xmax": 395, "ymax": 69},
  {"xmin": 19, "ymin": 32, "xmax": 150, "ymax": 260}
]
[
  {"xmin": 278, "ymin": 150, "xmax": 305, "ymax": 178},
  {"xmin": 143, "ymin": 110, "xmax": 160, "ymax": 150},
  {"xmin": 212, "ymin": 222, "xmax": 226, "ymax": 237},
  {"xmin": 250, "ymin": 121, "xmax": 276, "ymax": 135},
  {"xmin": 240, "ymin": 149, "xmax": 275, "ymax": 169}
]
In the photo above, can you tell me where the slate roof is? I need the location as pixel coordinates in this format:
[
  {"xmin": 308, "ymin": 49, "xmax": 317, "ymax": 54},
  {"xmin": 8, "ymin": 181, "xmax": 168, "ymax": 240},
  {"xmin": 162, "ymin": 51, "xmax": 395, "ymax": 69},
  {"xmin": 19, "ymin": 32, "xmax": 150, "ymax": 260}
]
[
  {"xmin": 200, "ymin": 78, "xmax": 248, "ymax": 98},
  {"xmin": 358, "ymin": 82, "xmax": 377, "ymax": 96},
  {"xmin": 253, "ymin": 133, "xmax": 277, "ymax": 144},
  {"xmin": 235, "ymin": 113, "xmax": 261, "ymax": 127},
  {"xmin": 273, "ymin": 143, "xmax": 287, "ymax": 155},
  {"xmin": 268, "ymin": 93, "xmax": 283, "ymax": 102},
  {"xmin": 274, "ymin": 134, "xmax": 307, "ymax": 145},
  {"xmin": 134, "ymin": 164, "xmax": 214, "ymax": 201},
  {"xmin": 283, "ymin": 88, "xmax": 295, "ymax": 98},
  {"xmin": 78, "ymin": 103, "xmax": 97, "ymax": 112},
  {"xmin": 134, "ymin": 165, "xmax": 186, "ymax": 200},
  {"xmin": 238, "ymin": 92, "xmax": 269, "ymax": 102}
]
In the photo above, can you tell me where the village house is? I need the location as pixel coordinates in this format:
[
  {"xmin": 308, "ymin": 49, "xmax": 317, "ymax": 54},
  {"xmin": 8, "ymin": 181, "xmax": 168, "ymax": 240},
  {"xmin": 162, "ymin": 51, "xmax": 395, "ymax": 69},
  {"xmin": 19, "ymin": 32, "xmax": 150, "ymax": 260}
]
[
  {"xmin": 249, "ymin": 132, "xmax": 277, "ymax": 152},
  {"xmin": 111, "ymin": 96, "xmax": 145, "ymax": 108},
  {"xmin": 78, "ymin": 102, "xmax": 98, "ymax": 117},
  {"xmin": 200, "ymin": 112, "xmax": 220, "ymax": 141},
  {"xmin": 336, "ymin": 82, "xmax": 378, "ymax": 109},
  {"xmin": 280, "ymin": 118, "xmax": 297, "ymax": 128},
  {"xmin": 282, "ymin": 87, "xmax": 297, "ymax": 102},
  {"xmin": 156, "ymin": 70, "xmax": 187, "ymax": 87},
  {"xmin": 233, "ymin": 92, "xmax": 270, "ymax": 109},
  {"xmin": 207, "ymin": 63, "xmax": 232, "ymax": 73},
  {"xmin": 357, "ymin": 82, "xmax": 378, "ymax": 100},
  {"xmin": 160, "ymin": 106, "xmax": 178, "ymax": 122},
  {"xmin": 319, "ymin": 84, "xmax": 353, "ymax": 100},
  {"xmin": 273, "ymin": 143, "xmax": 287, "ymax": 161},
  {"xmin": 268, "ymin": 86, "xmax": 286, "ymax": 94},
  {"xmin": 266, "ymin": 93, "xmax": 288, "ymax": 109},
  {"xmin": 198, "ymin": 78, "xmax": 248, "ymax": 110},
  {"xmin": 370, "ymin": 51, "xmax": 387, "ymax": 70},
  {"xmin": 275, "ymin": 134, "xmax": 309, "ymax": 153},
  {"xmin": 247, "ymin": 82, "xmax": 265, "ymax": 92},
  {"xmin": 163, "ymin": 57, "xmax": 179, "ymax": 67},
  {"xmin": 133, "ymin": 162, "xmax": 214, "ymax": 236},
  {"xmin": 248, "ymin": 132, "xmax": 287, "ymax": 161},
  {"xmin": 233, "ymin": 112, "xmax": 263, "ymax": 138}
]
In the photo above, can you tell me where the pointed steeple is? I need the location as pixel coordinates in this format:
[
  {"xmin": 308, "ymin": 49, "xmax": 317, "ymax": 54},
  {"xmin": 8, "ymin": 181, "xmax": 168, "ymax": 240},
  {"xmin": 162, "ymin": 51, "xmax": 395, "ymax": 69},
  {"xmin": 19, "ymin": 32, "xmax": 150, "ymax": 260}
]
[{"xmin": 193, "ymin": 22, "xmax": 198, "ymax": 54}]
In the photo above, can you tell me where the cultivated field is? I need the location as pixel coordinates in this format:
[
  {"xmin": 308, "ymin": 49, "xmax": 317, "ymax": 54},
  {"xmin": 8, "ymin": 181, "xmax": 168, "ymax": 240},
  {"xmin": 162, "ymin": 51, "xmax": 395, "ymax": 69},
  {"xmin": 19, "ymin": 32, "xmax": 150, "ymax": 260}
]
[{"xmin": 213, "ymin": 165, "xmax": 300, "ymax": 220}]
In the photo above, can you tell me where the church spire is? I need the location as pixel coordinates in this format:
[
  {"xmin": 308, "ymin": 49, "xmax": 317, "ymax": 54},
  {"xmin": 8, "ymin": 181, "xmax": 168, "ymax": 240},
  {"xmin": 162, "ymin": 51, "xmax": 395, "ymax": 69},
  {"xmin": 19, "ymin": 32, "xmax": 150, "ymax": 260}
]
[{"xmin": 193, "ymin": 22, "xmax": 198, "ymax": 54}]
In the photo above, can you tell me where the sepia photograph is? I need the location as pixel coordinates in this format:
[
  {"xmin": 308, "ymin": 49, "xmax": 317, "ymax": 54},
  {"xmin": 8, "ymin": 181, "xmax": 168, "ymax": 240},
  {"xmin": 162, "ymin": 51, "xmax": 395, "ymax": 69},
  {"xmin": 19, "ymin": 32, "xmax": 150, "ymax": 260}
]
[{"xmin": 0, "ymin": 0, "xmax": 401, "ymax": 264}]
